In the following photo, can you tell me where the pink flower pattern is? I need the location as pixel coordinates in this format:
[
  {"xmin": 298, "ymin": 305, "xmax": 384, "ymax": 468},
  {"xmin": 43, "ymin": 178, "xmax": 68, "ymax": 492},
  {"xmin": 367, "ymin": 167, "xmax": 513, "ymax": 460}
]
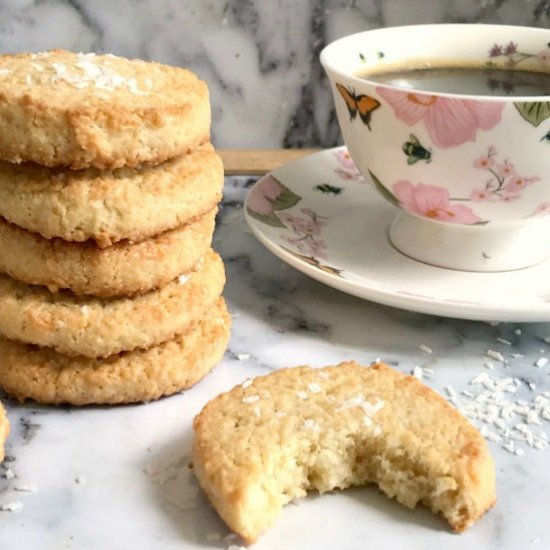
[
  {"xmin": 377, "ymin": 87, "xmax": 504, "ymax": 148},
  {"xmin": 532, "ymin": 202, "xmax": 550, "ymax": 217},
  {"xmin": 465, "ymin": 146, "xmax": 540, "ymax": 202},
  {"xmin": 279, "ymin": 208, "xmax": 329, "ymax": 259},
  {"xmin": 333, "ymin": 149, "xmax": 363, "ymax": 181},
  {"xmin": 489, "ymin": 41, "xmax": 550, "ymax": 68},
  {"xmin": 247, "ymin": 174, "xmax": 284, "ymax": 215},
  {"xmin": 393, "ymin": 181, "xmax": 481, "ymax": 224}
]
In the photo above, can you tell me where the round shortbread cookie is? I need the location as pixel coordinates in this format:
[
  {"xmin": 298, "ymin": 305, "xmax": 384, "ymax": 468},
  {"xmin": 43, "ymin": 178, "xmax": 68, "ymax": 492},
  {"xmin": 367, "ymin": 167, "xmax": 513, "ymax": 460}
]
[
  {"xmin": 0, "ymin": 208, "xmax": 216, "ymax": 297},
  {"xmin": 0, "ymin": 143, "xmax": 223, "ymax": 247},
  {"xmin": 193, "ymin": 361, "xmax": 496, "ymax": 543},
  {"xmin": 0, "ymin": 401, "xmax": 8, "ymax": 462},
  {"xmin": 0, "ymin": 50, "xmax": 210, "ymax": 169},
  {"xmin": 0, "ymin": 249, "xmax": 224, "ymax": 358},
  {"xmin": 0, "ymin": 297, "xmax": 231, "ymax": 406}
]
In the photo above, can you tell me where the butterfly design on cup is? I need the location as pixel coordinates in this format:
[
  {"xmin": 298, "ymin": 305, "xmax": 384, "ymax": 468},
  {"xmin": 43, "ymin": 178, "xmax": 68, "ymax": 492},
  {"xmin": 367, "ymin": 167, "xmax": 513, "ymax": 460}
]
[{"xmin": 336, "ymin": 83, "xmax": 380, "ymax": 130}]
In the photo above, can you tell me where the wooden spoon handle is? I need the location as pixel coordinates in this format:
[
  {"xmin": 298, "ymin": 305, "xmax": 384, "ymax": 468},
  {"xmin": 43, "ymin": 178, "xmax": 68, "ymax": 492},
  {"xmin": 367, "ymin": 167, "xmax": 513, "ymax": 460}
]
[{"xmin": 218, "ymin": 148, "xmax": 320, "ymax": 175}]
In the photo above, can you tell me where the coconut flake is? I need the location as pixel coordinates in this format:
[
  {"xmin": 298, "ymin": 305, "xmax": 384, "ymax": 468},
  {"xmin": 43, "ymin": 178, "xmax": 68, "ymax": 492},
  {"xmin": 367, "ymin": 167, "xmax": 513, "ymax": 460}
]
[
  {"xmin": 486, "ymin": 349, "xmax": 505, "ymax": 362},
  {"xmin": 0, "ymin": 502, "xmax": 23, "ymax": 512},
  {"xmin": 242, "ymin": 395, "xmax": 260, "ymax": 404}
]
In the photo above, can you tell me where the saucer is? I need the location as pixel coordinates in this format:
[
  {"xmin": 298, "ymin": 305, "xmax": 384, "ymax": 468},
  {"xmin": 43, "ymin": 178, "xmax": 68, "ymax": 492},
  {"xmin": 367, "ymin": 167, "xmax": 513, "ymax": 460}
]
[{"xmin": 244, "ymin": 147, "xmax": 550, "ymax": 322}]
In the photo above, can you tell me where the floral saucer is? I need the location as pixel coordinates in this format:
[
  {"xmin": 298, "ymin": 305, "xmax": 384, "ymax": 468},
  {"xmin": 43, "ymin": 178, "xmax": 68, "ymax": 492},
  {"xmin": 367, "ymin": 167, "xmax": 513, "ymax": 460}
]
[{"xmin": 244, "ymin": 147, "xmax": 550, "ymax": 322}]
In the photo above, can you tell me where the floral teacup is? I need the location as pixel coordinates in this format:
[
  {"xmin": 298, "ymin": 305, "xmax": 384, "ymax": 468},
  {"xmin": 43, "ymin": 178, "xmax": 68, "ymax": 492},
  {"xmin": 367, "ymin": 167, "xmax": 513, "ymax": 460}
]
[{"xmin": 321, "ymin": 24, "xmax": 550, "ymax": 271}]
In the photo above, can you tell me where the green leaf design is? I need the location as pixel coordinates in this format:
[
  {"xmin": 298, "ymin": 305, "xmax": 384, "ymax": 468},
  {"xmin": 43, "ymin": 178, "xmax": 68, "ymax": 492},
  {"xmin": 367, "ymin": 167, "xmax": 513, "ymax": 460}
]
[
  {"xmin": 270, "ymin": 184, "xmax": 302, "ymax": 211},
  {"xmin": 246, "ymin": 208, "xmax": 286, "ymax": 228},
  {"xmin": 514, "ymin": 101, "xmax": 550, "ymax": 127},
  {"xmin": 368, "ymin": 170, "xmax": 400, "ymax": 208}
]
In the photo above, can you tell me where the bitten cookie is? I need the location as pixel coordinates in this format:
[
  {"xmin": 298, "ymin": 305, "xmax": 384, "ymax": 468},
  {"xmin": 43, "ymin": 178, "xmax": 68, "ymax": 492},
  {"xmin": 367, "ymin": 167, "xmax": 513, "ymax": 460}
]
[
  {"xmin": 0, "ymin": 143, "xmax": 223, "ymax": 247},
  {"xmin": 0, "ymin": 208, "xmax": 216, "ymax": 297},
  {"xmin": 0, "ymin": 401, "xmax": 8, "ymax": 462},
  {"xmin": 0, "ymin": 297, "xmax": 230, "ymax": 406},
  {"xmin": 193, "ymin": 361, "xmax": 496, "ymax": 543},
  {"xmin": 0, "ymin": 50, "xmax": 210, "ymax": 169},
  {"xmin": 0, "ymin": 249, "xmax": 224, "ymax": 358}
]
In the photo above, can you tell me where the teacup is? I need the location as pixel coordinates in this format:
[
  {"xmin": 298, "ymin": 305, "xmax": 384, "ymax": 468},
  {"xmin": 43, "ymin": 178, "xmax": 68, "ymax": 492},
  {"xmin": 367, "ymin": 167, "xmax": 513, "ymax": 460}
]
[{"xmin": 321, "ymin": 24, "xmax": 550, "ymax": 271}]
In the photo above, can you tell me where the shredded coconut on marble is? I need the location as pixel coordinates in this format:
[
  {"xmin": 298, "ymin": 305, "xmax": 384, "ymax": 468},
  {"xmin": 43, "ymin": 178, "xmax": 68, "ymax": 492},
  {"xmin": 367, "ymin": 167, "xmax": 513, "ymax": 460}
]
[
  {"xmin": 0, "ymin": 502, "xmax": 23, "ymax": 512},
  {"xmin": 496, "ymin": 337, "xmax": 512, "ymax": 346},
  {"xmin": 2, "ymin": 468, "xmax": 15, "ymax": 480},
  {"xmin": 447, "ymin": 373, "xmax": 549, "ymax": 455},
  {"xmin": 486, "ymin": 349, "xmax": 505, "ymax": 362},
  {"xmin": 412, "ymin": 366, "xmax": 423, "ymax": 380},
  {"xmin": 14, "ymin": 484, "xmax": 37, "ymax": 493}
]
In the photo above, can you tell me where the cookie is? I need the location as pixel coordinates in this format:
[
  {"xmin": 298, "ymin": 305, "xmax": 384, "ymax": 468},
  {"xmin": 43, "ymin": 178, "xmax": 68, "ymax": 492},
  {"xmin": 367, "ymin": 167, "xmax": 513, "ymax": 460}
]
[
  {"xmin": 0, "ymin": 401, "xmax": 8, "ymax": 462},
  {"xmin": 0, "ymin": 143, "xmax": 223, "ymax": 247},
  {"xmin": 0, "ymin": 208, "xmax": 216, "ymax": 297},
  {"xmin": 0, "ymin": 249, "xmax": 224, "ymax": 358},
  {"xmin": 0, "ymin": 297, "xmax": 230, "ymax": 406},
  {"xmin": 193, "ymin": 361, "xmax": 496, "ymax": 543},
  {"xmin": 0, "ymin": 50, "xmax": 210, "ymax": 169}
]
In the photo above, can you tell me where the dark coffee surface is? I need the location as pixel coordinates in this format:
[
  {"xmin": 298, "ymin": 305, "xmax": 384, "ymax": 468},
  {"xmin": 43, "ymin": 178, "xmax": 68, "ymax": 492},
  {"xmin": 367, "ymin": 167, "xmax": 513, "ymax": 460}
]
[{"xmin": 360, "ymin": 66, "xmax": 550, "ymax": 96}]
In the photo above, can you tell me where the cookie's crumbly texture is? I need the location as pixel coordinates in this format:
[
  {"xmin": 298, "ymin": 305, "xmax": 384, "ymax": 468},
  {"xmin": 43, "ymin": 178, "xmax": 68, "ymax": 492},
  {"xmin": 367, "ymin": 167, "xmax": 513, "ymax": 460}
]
[
  {"xmin": 193, "ymin": 361, "xmax": 496, "ymax": 543},
  {"xmin": 0, "ymin": 249, "xmax": 224, "ymax": 358},
  {"xmin": 0, "ymin": 143, "xmax": 223, "ymax": 247},
  {"xmin": 0, "ymin": 401, "xmax": 8, "ymax": 462},
  {"xmin": 0, "ymin": 208, "xmax": 216, "ymax": 297},
  {"xmin": 0, "ymin": 50, "xmax": 210, "ymax": 169},
  {"xmin": 0, "ymin": 297, "xmax": 230, "ymax": 406}
]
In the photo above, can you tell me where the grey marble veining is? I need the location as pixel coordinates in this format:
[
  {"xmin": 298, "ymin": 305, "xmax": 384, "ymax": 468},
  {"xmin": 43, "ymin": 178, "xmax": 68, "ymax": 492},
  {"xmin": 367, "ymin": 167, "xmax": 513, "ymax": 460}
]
[
  {"xmin": 0, "ymin": 0, "xmax": 548, "ymax": 147},
  {"xmin": 1, "ymin": 177, "xmax": 549, "ymax": 549}
]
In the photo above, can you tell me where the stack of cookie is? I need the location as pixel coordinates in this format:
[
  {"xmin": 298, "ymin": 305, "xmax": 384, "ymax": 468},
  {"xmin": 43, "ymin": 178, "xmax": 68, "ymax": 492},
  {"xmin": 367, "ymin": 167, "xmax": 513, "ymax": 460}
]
[{"xmin": 0, "ymin": 50, "xmax": 230, "ymax": 406}]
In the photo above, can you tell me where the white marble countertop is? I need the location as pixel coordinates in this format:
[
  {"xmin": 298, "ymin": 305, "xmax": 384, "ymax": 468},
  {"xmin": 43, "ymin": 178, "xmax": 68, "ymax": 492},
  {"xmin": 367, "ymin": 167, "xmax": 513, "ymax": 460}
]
[{"xmin": 1, "ymin": 176, "xmax": 549, "ymax": 549}]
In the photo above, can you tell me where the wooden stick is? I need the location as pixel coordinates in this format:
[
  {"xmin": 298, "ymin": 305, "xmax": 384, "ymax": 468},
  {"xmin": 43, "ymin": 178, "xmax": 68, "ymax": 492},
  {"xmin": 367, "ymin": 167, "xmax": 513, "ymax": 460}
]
[{"xmin": 219, "ymin": 149, "xmax": 321, "ymax": 175}]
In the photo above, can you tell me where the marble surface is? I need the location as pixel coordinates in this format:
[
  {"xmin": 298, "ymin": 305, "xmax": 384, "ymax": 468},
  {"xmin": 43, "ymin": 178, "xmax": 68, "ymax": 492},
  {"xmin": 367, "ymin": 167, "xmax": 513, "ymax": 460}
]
[
  {"xmin": 1, "ymin": 176, "xmax": 549, "ymax": 549},
  {"xmin": 0, "ymin": 0, "xmax": 548, "ymax": 148}
]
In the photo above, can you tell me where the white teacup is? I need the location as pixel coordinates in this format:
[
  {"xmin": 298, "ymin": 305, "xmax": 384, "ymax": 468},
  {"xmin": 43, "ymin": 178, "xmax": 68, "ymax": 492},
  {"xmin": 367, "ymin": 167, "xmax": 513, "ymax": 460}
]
[{"xmin": 321, "ymin": 24, "xmax": 550, "ymax": 271}]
